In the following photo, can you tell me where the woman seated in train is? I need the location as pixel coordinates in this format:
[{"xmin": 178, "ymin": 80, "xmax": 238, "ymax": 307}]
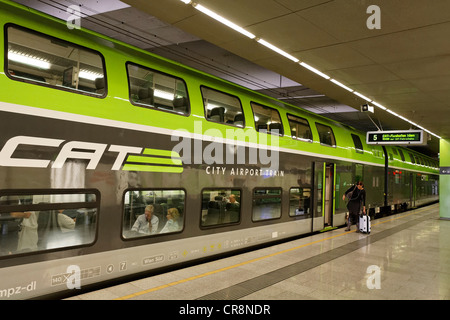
[{"xmin": 160, "ymin": 208, "xmax": 181, "ymax": 233}]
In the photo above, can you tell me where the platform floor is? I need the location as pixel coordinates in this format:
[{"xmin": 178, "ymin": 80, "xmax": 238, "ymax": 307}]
[{"xmin": 67, "ymin": 203, "xmax": 449, "ymax": 301}]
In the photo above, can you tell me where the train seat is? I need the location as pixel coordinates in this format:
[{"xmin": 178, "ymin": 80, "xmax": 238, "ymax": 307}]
[
  {"xmin": 269, "ymin": 122, "xmax": 282, "ymax": 135},
  {"xmin": 173, "ymin": 97, "xmax": 188, "ymax": 113},
  {"xmin": 233, "ymin": 113, "xmax": 244, "ymax": 126},
  {"xmin": 138, "ymin": 87, "xmax": 154, "ymax": 105},
  {"xmin": 94, "ymin": 77, "xmax": 105, "ymax": 94},
  {"xmin": 210, "ymin": 107, "xmax": 224, "ymax": 122}
]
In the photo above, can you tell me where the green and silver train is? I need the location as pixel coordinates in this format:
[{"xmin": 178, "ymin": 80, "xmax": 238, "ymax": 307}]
[{"xmin": 0, "ymin": 0, "xmax": 439, "ymax": 299}]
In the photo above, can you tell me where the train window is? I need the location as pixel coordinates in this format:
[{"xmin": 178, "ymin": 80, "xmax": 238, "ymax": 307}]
[
  {"xmin": 0, "ymin": 190, "xmax": 98, "ymax": 257},
  {"xmin": 251, "ymin": 102, "xmax": 283, "ymax": 135},
  {"xmin": 408, "ymin": 153, "xmax": 416, "ymax": 164},
  {"xmin": 252, "ymin": 188, "xmax": 282, "ymax": 221},
  {"xmin": 315, "ymin": 123, "xmax": 336, "ymax": 147},
  {"xmin": 397, "ymin": 149, "xmax": 405, "ymax": 161},
  {"xmin": 289, "ymin": 187, "xmax": 311, "ymax": 218},
  {"xmin": 418, "ymin": 156, "xmax": 424, "ymax": 166},
  {"xmin": 287, "ymin": 114, "xmax": 313, "ymax": 142},
  {"xmin": 6, "ymin": 25, "xmax": 106, "ymax": 96},
  {"xmin": 127, "ymin": 63, "xmax": 190, "ymax": 115},
  {"xmin": 122, "ymin": 189, "xmax": 185, "ymax": 238},
  {"xmin": 201, "ymin": 86, "xmax": 244, "ymax": 126},
  {"xmin": 201, "ymin": 189, "xmax": 240, "ymax": 227},
  {"xmin": 351, "ymin": 134, "xmax": 364, "ymax": 154}
]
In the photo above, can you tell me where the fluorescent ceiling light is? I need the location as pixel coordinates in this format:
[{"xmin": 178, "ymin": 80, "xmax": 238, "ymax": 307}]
[
  {"xmin": 385, "ymin": 109, "xmax": 400, "ymax": 117},
  {"xmin": 371, "ymin": 101, "xmax": 387, "ymax": 110},
  {"xmin": 330, "ymin": 79, "xmax": 353, "ymax": 92},
  {"xmin": 193, "ymin": 4, "xmax": 256, "ymax": 39},
  {"xmin": 8, "ymin": 51, "xmax": 50, "ymax": 69},
  {"xmin": 299, "ymin": 62, "xmax": 330, "ymax": 79},
  {"xmin": 206, "ymin": 103, "xmax": 221, "ymax": 110},
  {"xmin": 154, "ymin": 89, "xmax": 174, "ymax": 101},
  {"xmin": 353, "ymin": 91, "xmax": 372, "ymax": 102},
  {"xmin": 179, "ymin": 0, "xmax": 191, "ymax": 4},
  {"xmin": 79, "ymin": 70, "xmax": 103, "ymax": 81},
  {"xmin": 257, "ymin": 39, "xmax": 299, "ymax": 63}
]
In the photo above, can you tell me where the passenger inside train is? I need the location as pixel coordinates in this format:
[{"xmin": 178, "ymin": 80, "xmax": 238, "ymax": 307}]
[
  {"xmin": 131, "ymin": 205, "xmax": 159, "ymax": 235},
  {"xmin": 202, "ymin": 189, "xmax": 241, "ymax": 227},
  {"xmin": 0, "ymin": 192, "xmax": 97, "ymax": 256},
  {"xmin": 123, "ymin": 190, "xmax": 185, "ymax": 239}
]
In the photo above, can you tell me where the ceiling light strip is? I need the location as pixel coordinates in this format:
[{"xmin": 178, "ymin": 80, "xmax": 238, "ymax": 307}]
[
  {"xmin": 299, "ymin": 62, "xmax": 330, "ymax": 79},
  {"xmin": 8, "ymin": 51, "xmax": 51, "ymax": 69},
  {"xmin": 193, "ymin": 4, "xmax": 256, "ymax": 39},
  {"xmin": 330, "ymin": 79, "xmax": 353, "ymax": 92},
  {"xmin": 353, "ymin": 92, "xmax": 372, "ymax": 102},
  {"xmin": 257, "ymin": 39, "xmax": 299, "ymax": 62},
  {"xmin": 371, "ymin": 101, "xmax": 387, "ymax": 110}
]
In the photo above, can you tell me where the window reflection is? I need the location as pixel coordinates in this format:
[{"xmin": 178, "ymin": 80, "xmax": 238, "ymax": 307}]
[
  {"xmin": 7, "ymin": 26, "xmax": 105, "ymax": 96},
  {"xmin": 289, "ymin": 187, "xmax": 311, "ymax": 218},
  {"xmin": 252, "ymin": 188, "xmax": 282, "ymax": 221},
  {"xmin": 0, "ymin": 191, "xmax": 97, "ymax": 256},
  {"xmin": 201, "ymin": 189, "xmax": 240, "ymax": 227}
]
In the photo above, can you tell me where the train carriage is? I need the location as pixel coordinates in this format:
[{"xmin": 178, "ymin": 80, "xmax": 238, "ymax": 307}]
[{"xmin": 0, "ymin": 0, "xmax": 438, "ymax": 299}]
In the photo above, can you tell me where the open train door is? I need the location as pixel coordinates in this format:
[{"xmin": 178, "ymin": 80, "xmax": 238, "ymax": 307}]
[{"xmin": 313, "ymin": 162, "xmax": 335, "ymax": 231}]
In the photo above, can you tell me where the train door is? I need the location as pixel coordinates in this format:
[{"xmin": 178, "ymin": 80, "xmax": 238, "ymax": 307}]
[
  {"xmin": 313, "ymin": 162, "xmax": 324, "ymax": 231},
  {"xmin": 411, "ymin": 172, "xmax": 416, "ymax": 208},
  {"xmin": 313, "ymin": 162, "xmax": 335, "ymax": 231},
  {"xmin": 324, "ymin": 163, "xmax": 335, "ymax": 226}
]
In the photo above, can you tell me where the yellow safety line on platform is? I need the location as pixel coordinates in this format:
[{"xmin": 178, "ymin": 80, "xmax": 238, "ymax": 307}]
[{"xmin": 115, "ymin": 205, "xmax": 437, "ymax": 300}]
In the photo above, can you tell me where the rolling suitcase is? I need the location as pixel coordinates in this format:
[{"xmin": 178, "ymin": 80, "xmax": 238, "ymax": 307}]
[{"xmin": 359, "ymin": 214, "xmax": 371, "ymax": 234}]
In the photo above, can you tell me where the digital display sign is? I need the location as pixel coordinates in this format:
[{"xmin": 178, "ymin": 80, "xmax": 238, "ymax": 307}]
[{"xmin": 366, "ymin": 130, "xmax": 426, "ymax": 145}]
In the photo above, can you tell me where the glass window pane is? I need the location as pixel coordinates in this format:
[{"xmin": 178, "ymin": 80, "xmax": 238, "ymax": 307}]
[
  {"xmin": 252, "ymin": 188, "xmax": 282, "ymax": 221},
  {"xmin": 287, "ymin": 114, "xmax": 312, "ymax": 142},
  {"xmin": 7, "ymin": 26, "xmax": 105, "ymax": 96},
  {"xmin": 127, "ymin": 63, "xmax": 190, "ymax": 115},
  {"xmin": 0, "ymin": 190, "xmax": 98, "ymax": 256},
  {"xmin": 201, "ymin": 189, "xmax": 240, "ymax": 227},
  {"xmin": 289, "ymin": 187, "xmax": 311, "ymax": 218},
  {"xmin": 202, "ymin": 87, "xmax": 244, "ymax": 126},
  {"xmin": 351, "ymin": 134, "xmax": 364, "ymax": 154},
  {"xmin": 123, "ymin": 189, "xmax": 185, "ymax": 238},
  {"xmin": 397, "ymin": 148, "xmax": 405, "ymax": 162},
  {"xmin": 316, "ymin": 123, "xmax": 336, "ymax": 147},
  {"xmin": 251, "ymin": 102, "xmax": 283, "ymax": 135}
]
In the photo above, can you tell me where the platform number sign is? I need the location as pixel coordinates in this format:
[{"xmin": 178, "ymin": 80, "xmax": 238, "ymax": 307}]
[{"xmin": 366, "ymin": 130, "xmax": 425, "ymax": 145}]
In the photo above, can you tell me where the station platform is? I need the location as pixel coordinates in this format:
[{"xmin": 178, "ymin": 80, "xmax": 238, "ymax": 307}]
[{"xmin": 67, "ymin": 203, "xmax": 449, "ymax": 302}]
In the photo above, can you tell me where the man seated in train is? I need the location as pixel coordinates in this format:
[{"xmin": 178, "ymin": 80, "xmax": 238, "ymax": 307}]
[
  {"xmin": 131, "ymin": 205, "xmax": 159, "ymax": 235},
  {"xmin": 226, "ymin": 194, "xmax": 240, "ymax": 211}
]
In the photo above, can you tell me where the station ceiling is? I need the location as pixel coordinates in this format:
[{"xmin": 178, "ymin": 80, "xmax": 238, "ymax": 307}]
[{"xmin": 12, "ymin": 0, "xmax": 448, "ymax": 158}]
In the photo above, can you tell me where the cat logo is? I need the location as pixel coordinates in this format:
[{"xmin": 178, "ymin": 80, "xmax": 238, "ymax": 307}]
[{"xmin": 0, "ymin": 135, "xmax": 183, "ymax": 173}]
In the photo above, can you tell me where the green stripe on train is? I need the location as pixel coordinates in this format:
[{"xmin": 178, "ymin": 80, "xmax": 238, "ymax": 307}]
[
  {"xmin": 122, "ymin": 164, "xmax": 183, "ymax": 173},
  {"xmin": 126, "ymin": 155, "xmax": 182, "ymax": 166},
  {"xmin": 123, "ymin": 148, "xmax": 183, "ymax": 172},
  {"xmin": 142, "ymin": 148, "xmax": 181, "ymax": 158}
]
